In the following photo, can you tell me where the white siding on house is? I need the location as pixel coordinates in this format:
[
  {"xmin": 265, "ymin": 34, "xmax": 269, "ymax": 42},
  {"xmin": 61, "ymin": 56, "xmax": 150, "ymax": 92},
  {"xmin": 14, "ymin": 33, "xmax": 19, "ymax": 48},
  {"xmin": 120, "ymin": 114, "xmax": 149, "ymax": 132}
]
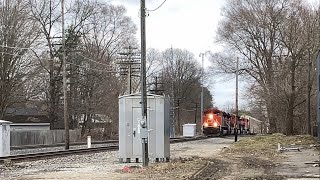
[{"xmin": 10, "ymin": 123, "xmax": 50, "ymax": 131}]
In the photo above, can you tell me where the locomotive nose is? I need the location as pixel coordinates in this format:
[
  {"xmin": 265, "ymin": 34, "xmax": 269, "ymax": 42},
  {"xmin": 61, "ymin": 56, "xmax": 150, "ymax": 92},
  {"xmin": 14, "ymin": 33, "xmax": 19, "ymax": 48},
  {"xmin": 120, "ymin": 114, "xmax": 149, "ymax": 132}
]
[
  {"xmin": 204, "ymin": 122, "xmax": 208, "ymax": 127},
  {"xmin": 213, "ymin": 122, "xmax": 218, "ymax": 127}
]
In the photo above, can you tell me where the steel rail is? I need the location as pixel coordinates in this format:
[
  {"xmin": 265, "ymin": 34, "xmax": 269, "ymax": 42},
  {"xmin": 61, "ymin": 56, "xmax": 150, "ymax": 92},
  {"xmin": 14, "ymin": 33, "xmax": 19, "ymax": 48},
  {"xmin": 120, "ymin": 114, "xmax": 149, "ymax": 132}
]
[
  {"xmin": 11, "ymin": 136, "xmax": 208, "ymax": 150},
  {"xmin": 1, "ymin": 146, "xmax": 118, "ymax": 163},
  {"xmin": 10, "ymin": 140, "xmax": 119, "ymax": 150},
  {"xmin": 1, "ymin": 136, "xmax": 213, "ymax": 163}
]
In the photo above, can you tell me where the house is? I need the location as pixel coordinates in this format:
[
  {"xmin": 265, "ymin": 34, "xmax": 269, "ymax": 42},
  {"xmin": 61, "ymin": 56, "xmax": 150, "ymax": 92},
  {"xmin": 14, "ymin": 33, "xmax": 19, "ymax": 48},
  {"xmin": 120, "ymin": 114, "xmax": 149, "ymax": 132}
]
[
  {"xmin": 4, "ymin": 107, "xmax": 49, "ymax": 131},
  {"xmin": 10, "ymin": 123, "xmax": 50, "ymax": 131}
]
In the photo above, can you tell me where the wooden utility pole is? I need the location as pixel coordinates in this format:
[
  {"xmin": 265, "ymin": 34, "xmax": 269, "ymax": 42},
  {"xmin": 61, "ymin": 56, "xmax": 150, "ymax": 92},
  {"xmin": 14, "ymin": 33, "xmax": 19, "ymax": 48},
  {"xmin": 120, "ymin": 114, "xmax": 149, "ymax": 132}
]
[
  {"xmin": 235, "ymin": 57, "xmax": 239, "ymax": 142},
  {"xmin": 140, "ymin": 0, "xmax": 148, "ymax": 167},
  {"xmin": 177, "ymin": 99, "xmax": 180, "ymax": 135},
  {"xmin": 128, "ymin": 64, "xmax": 132, "ymax": 93},
  {"xmin": 149, "ymin": 76, "xmax": 164, "ymax": 95},
  {"xmin": 170, "ymin": 46, "xmax": 175, "ymax": 137},
  {"xmin": 61, "ymin": 0, "xmax": 69, "ymax": 150},
  {"xmin": 194, "ymin": 103, "xmax": 198, "ymax": 124},
  {"xmin": 317, "ymin": 50, "xmax": 320, "ymax": 140},
  {"xmin": 199, "ymin": 53, "xmax": 205, "ymax": 135},
  {"xmin": 117, "ymin": 46, "xmax": 140, "ymax": 94},
  {"xmin": 317, "ymin": 1, "xmax": 320, "ymax": 140},
  {"xmin": 306, "ymin": 53, "xmax": 311, "ymax": 135}
]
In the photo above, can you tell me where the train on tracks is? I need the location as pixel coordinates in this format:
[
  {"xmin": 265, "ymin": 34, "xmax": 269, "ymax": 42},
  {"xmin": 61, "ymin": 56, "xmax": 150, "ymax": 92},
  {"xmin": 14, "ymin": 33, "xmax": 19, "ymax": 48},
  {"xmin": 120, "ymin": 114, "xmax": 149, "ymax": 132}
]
[{"xmin": 202, "ymin": 108, "xmax": 259, "ymax": 136}]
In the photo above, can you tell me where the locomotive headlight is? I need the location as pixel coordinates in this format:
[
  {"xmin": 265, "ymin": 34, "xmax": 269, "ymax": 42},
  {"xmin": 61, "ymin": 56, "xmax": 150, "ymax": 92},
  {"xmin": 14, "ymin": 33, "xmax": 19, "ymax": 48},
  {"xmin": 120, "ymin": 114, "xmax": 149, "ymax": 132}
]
[
  {"xmin": 208, "ymin": 114, "xmax": 213, "ymax": 119},
  {"xmin": 213, "ymin": 122, "xmax": 218, "ymax": 127},
  {"xmin": 204, "ymin": 122, "xmax": 208, "ymax": 127}
]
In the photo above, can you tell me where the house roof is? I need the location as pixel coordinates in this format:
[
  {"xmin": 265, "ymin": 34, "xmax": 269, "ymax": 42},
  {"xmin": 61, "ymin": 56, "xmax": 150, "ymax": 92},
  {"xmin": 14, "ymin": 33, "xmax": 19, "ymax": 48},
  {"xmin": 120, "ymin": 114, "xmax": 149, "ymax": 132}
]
[
  {"xmin": 119, "ymin": 93, "xmax": 167, "ymax": 99},
  {"xmin": 0, "ymin": 120, "xmax": 12, "ymax": 124},
  {"xmin": 4, "ymin": 107, "xmax": 49, "ymax": 123},
  {"xmin": 10, "ymin": 123, "xmax": 49, "ymax": 126},
  {"xmin": 6, "ymin": 107, "xmax": 47, "ymax": 116}
]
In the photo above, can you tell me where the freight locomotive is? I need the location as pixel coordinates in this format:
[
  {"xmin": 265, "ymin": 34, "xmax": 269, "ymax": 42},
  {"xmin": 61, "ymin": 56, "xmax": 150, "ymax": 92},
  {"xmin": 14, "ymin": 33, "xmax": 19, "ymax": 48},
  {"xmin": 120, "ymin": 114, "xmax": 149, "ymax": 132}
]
[{"xmin": 202, "ymin": 108, "xmax": 253, "ymax": 136}]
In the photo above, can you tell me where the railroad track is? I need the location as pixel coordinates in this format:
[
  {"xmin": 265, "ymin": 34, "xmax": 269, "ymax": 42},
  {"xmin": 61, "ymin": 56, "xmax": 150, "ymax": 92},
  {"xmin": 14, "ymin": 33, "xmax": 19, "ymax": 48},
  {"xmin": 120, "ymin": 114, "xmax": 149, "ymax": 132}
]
[
  {"xmin": 1, "ymin": 136, "xmax": 212, "ymax": 163},
  {"xmin": 10, "ymin": 140, "xmax": 119, "ymax": 150},
  {"xmin": 11, "ymin": 136, "xmax": 210, "ymax": 150},
  {"xmin": 189, "ymin": 161, "xmax": 213, "ymax": 179},
  {"xmin": 0, "ymin": 146, "xmax": 118, "ymax": 163}
]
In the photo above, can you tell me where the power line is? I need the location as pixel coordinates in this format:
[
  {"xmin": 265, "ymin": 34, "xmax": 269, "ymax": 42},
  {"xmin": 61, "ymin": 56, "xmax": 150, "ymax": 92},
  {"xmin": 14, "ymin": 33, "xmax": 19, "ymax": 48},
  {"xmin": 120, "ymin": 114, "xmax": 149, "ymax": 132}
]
[
  {"xmin": 67, "ymin": 61, "xmax": 118, "ymax": 73},
  {"xmin": 0, "ymin": 44, "xmax": 114, "ymax": 68},
  {"xmin": 147, "ymin": 0, "xmax": 167, "ymax": 11},
  {"xmin": 76, "ymin": 53, "xmax": 113, "ymax": 67},
  {"xmin": 0, "ymin": 49, "xmax": 116, "ymax": 73},
  {"xmin": 0, "ymin": 51, "xmax": 23, "ymax": 57},
  {"xmin": 0, "ymin": 44, "xmax": 33, "ymax": 50}
]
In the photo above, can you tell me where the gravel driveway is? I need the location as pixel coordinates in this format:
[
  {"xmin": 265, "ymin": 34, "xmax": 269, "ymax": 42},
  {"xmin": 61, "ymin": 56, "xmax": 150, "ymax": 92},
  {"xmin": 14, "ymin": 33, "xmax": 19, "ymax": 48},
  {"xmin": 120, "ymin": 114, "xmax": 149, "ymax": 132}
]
[{"xmin": 0, "ymin": 137, "xmax": 234, "ymax": 180}]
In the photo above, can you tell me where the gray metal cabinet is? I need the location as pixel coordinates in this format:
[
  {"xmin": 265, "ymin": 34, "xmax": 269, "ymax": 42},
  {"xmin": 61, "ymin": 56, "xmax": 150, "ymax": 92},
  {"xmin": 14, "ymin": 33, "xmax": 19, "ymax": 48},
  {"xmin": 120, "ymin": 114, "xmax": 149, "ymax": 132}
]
[
  {"xmin": 119, "ymin": 94, "xmax": 170, "ymax": 162},
  {"xmin": 0, "ymin": 120, "xmax": 11, "ymax": 157}
]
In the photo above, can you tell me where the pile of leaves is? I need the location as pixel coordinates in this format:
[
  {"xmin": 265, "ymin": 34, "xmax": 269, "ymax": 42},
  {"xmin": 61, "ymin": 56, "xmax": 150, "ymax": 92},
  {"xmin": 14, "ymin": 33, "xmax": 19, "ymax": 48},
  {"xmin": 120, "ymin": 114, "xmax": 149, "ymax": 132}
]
[
  {"xmin": 223, "ymin": 133, "xmax": 317, "ymax": 157},
  {"xmin": 127, "ymin": 157, "xmax": 205, "ymax": 179}
]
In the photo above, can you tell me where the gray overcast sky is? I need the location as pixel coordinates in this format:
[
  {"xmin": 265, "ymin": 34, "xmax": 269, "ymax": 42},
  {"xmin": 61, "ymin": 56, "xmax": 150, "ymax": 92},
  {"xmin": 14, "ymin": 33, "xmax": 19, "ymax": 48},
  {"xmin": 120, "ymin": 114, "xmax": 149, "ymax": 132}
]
[
  {"xmin": 110, "ymin": 0, "xmax": 319, "ymax": 110},
  {"xmin": 110, "ymin": 0, "xmax": 246, "ymax": 109},
  {"xmin": 111, "ymin": 0, "xmax": 225, "ymax": 53}
]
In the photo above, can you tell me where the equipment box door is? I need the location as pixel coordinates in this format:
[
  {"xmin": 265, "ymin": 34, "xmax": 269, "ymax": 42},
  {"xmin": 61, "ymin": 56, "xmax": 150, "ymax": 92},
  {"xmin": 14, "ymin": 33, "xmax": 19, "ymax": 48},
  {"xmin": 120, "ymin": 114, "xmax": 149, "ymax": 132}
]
[{"xmin": 118, "ymin": 94, "xmax": 170, "ymax": 162}]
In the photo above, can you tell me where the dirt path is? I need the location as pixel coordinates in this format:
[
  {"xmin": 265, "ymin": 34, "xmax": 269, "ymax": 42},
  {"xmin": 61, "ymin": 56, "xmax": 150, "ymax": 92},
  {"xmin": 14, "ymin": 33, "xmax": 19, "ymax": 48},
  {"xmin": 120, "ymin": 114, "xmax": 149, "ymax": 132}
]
[
  {"xmin": 0, "ymin": 137, "xmax": 234, "ymax": 180},
  {"xmin": 116, "ymin": 135, "xmax": 320, "ymax": 180},
  {"xmin": 2, "ymin": 135, "xmax": 319, "ymax": 180},
  {"xmin": 275, "ymin": 148, "xmax": 320, "ymax": 179}
]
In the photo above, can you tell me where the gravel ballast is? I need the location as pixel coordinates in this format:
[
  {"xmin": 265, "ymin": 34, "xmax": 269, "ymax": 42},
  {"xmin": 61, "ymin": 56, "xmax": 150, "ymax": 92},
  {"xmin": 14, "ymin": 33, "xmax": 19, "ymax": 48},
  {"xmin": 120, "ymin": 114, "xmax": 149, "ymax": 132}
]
[{"xmin": 0, "ymin": 137, "xmax": 234, "ymax": 180}]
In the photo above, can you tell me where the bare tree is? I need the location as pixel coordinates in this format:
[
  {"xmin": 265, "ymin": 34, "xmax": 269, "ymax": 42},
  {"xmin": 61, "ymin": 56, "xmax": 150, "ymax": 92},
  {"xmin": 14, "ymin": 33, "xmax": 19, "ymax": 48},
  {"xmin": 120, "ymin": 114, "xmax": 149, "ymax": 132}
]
[
  {"xmin": 213, "ymin": 0, "xmax": 319, "ymax": 135},
  {"xmin": 0, "ymin": 0, "xmax": 40, "ymax": 118},
  {"xmin": 74, "ymin": 3, "xmax": 137, "ymax": 135},
  {"xmin": 28, "ymin": 0, "xmax": 97, "ymax": 128},
  {"xmin": 215, "ymin": 0, "xmax": 292, "ymax": 133},
  {"xmin": 160, "ymin": 48, "xmax": 212, "ymax": 135}
]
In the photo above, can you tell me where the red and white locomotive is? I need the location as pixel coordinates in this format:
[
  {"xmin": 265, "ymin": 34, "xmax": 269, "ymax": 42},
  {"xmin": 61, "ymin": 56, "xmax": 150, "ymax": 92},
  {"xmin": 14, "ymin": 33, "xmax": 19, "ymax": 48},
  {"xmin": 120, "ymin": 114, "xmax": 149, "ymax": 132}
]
[
  {"xmin": 202, "ymin": 108, "xmax": 253, "ymax": 136},
  {"xmin": 202, "ymin": 108, "xmax": 225, "ymax": 136}
]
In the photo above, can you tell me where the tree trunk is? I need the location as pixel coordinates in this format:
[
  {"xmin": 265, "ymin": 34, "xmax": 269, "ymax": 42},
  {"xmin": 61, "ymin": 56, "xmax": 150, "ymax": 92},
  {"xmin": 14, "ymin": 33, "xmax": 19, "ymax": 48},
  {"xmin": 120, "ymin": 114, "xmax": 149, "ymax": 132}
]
[
  {"xmin": 266, "ymin": 77, "xmax": 277, "ymax": 133},
  {"xmin": 48, "ymin": 38, "xmax": 57, "ymax": 129},
  {"xmin": 286, "ymin": 97, "xmax": 294, "ymax": 135},
  {"xmin": 176, "ymin": 109, "xmax": 181, "ymax": 135},
  {"xmin": 266, "ymin": 100, "xmax": 277, "ymax": 133},
  {"xmin": 81, "ymin": 114, "xmax": 87, "ymax": 136},
  {"xmin": 286, "ymin": 62, "xmax": 296, "ymax": 135}
]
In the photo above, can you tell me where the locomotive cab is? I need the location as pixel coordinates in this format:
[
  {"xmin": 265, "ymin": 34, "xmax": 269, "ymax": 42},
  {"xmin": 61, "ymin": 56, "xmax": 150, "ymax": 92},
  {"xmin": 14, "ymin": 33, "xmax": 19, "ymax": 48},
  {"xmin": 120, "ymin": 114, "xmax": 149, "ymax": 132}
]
[{"xmin": 202, "ymin": 109, "xmax": 223, "ymax": 136}]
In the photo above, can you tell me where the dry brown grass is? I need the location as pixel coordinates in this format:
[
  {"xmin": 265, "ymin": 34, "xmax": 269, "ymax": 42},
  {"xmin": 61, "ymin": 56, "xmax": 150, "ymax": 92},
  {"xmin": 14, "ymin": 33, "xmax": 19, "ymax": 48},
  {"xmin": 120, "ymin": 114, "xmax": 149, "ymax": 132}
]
[
  {"xmin": 123, "ymin": 157, "xmax": 205, "ymax": 179},
  {"xmin": 224, "ymin": 133, "xmax": 318, "ymax": 157}
]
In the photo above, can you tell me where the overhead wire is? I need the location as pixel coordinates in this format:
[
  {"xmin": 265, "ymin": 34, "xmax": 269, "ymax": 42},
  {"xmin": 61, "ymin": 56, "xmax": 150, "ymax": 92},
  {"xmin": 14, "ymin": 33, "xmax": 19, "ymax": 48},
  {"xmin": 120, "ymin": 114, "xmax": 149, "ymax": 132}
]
[
  {"xmin": 0, "ymin": 55, "xmax": 116, "ymax": 73},
  {"xmin": 0, "ymin": 44, "xmax": 32, "ymax": 50},
  {"xmin": 0, "ymin": 44, "xmax": 115, "ymax": 68},
  {"xmin": 75, "ymin": 53, "xmax": 113, "ymax": 67},
  {"xmin": 0, "ymin": 51, "xmax": 23, "ymax": 57},
  {"xmin": 0, "ymin": 51, "xmax": 118, "ymax": 73},
  {"xmin": 146, "ymin": 0, "xmax": 167, "ymax": 12},
  {"xmin": 66, "ymin": 60, "xmax": 118, "ymax": 73},
  {"xmin": 32, "ymin": 57, "xmax": 119, "ymax": 73}
]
